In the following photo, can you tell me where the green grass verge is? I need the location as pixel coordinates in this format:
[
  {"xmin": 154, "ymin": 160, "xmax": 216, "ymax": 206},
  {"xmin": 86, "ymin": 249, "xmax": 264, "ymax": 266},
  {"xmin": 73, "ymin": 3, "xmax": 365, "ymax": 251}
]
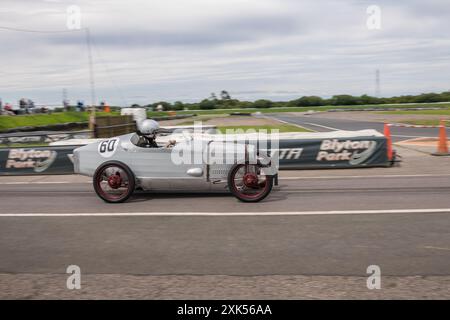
[
  {"xmin": 2, "ymin": 102, "xmax": 450, "ymax": 131},
  {"xmin": 169, "ymin": 115, "xmax": 225, "ymax": 126},
  {"xmin": 378, "ymin": 109, "xmax": 450, "ymax": 115},
  {"xmin": 0, "ymin": 111, "xmax": 120, "ymax": 131},
  {"xmin": 147, "ymin": 103, "xmax": 450, "ymax": 118},
  {"xmin": 402, "ymin": 120, "xmax": 450, "ymax": 127},
  {"xmin": 0, "ymin": 143, "xmax": 50, "ymax": 148},
  {"xmin": 217, "ymin": 124, "xmax": 311, "ymax": 133}
]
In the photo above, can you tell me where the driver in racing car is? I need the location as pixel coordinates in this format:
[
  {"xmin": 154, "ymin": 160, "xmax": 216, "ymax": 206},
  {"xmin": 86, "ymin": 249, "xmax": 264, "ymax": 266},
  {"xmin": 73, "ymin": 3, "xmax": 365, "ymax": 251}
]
[
  {"xmin": 136, "ymin": 119, "xmax": 176, "ymax": 148},
  {"xmin": 136, "ymin": 119, "xmax": 160, "ymax": 148}
]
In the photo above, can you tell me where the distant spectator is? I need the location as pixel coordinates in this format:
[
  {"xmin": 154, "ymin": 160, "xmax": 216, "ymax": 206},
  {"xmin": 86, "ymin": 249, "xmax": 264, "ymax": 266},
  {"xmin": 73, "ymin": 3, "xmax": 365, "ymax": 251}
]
[
  {"xmin": 4, "ymin": 103, "xmax": 15, "ymax": 115},
  {"xmin": 77, "ymin": 100, "xmax": 85, "ymax": 112},
  {"xmin": 28, "ymin": 99, "xmax": 35, "ymax": 113},
  {"xmin": 19, "ymin": 98, "xmax": 27, "ymax": 114}
]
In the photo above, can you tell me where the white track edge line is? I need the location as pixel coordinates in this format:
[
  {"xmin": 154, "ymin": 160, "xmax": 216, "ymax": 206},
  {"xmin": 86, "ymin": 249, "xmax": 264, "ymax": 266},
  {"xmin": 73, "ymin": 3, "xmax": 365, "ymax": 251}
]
[
  {"xmin": 2, "ymin": 174, "xmax": 449, "ymax": 185},
  {"xmin": 280, "ymin": 174, "xmax": 450, "ymax": 179},
  {"xmin": 1, "ymin": 208, "xmax": 449, "ymax": 217}
]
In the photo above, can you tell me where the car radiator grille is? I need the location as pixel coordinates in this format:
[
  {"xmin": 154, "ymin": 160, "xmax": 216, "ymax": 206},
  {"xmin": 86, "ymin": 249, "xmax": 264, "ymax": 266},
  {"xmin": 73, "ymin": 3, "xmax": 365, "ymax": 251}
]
[{"xmin": 209, "ymin": 165, "xmax": 234, "ymax": 179}]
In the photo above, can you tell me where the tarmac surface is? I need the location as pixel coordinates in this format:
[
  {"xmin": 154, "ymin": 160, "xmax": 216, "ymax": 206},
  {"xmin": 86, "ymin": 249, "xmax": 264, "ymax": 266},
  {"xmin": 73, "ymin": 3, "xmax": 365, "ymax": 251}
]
[
  {"xmin": 0, "ymin": 146, "xmax": 449, "ymax": 299},
  {"xmin": 270, "ymin": 113, "xmax": 450, "ymax": 142}
]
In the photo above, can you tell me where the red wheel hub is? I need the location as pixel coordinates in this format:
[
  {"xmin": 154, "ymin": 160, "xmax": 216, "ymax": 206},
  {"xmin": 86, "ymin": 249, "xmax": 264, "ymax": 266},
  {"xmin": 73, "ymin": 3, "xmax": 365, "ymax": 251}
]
[
  {"xmin": 243, "ymin": 173, "xmax": 259, "ymax": 188},
  {"xmin": 108, "ymin": 173, "xmax": 122, "ymax": 189}
]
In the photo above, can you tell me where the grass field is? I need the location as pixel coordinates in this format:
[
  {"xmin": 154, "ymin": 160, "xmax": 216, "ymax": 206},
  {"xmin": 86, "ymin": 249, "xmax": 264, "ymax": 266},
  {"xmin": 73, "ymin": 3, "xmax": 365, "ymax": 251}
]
[
  {"xmin": 378, "ymin": 109, "xmax": 450, "ymax": 116},
  {"xmin": 0, "ymin": 111, "xmax": 119, "ymax": 131},
  {"xmin": 1, "ymin": 103, "xmax": 450, "ymax": 132},
  {"xmin": 217, "ymin": 124, "xmax": 311, "ymax": 133},
  {"xmin": 168, "ymin": 116, "xmax": 218, "ymax": 127},
  {"xmin": 402, "ymin": 120, "xmax": 450, "ymax": 127},
  {"xmin": 378, "ymin": 109, "xmax": 450, "ymax": 127},
  {"xmin": 0, "ymin": 142, "xmax": 49, "ymax": 148},
  {"xmin": 147, "ymin": 103, "xmax": 450, "ymax": 117}
]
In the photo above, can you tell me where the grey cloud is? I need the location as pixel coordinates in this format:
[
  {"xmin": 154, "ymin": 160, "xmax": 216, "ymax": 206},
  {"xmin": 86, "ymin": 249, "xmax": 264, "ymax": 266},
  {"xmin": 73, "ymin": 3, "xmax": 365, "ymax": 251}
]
[
  {"xmin": 0, "ymin": 0, "xmax": 449, "ymax": 105},
  {"xmin": 47, "ymin": 13, "xmax": 300, "ymax": 48}
]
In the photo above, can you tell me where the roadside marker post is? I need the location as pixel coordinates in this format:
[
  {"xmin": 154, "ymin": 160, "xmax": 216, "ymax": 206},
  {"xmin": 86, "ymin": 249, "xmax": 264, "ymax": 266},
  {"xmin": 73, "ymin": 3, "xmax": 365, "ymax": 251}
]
[
  {"xmin": 433, "ymin": 120, "xmax": 449, "ymax": 156},
  {"xmin": 384, "ymin": 123, "xmax": 393, "ymax": 161}
]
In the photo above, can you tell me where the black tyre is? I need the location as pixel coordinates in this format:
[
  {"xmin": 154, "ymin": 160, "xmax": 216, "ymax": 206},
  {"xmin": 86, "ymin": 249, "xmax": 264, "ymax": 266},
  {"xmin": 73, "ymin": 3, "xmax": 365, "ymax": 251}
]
[
  {"xmin": 227, "ymin": 164, "xmax": 274, "ymax": 203},
  {"xmin": 93, "ymin": 161, "xmax": 135, "ymax": 203}
]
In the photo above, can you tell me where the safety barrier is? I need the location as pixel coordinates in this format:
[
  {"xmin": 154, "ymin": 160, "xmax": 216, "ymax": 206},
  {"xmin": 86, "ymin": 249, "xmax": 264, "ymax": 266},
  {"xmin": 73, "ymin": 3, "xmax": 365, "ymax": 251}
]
[
  {"xmin": 0, "ymin": 130, "xmax": 391, "ymax": 175},
  {"xmin": 0, "ymin": 145, "xmax": 77, "ymax": 175},
  {"xmin": 0, "ymin": 130, "xmax": 92, "ymax": 147},
  {"xmin": 384, "ymin": 119, "xmax": 449, "ymax": 157}
]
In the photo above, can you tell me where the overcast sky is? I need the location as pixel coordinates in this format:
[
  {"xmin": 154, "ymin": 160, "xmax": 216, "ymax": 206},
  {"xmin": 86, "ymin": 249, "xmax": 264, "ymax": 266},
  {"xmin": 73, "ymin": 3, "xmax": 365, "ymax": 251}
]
[{"xmin": 0, "ymin": 0, "xmax": 449, "ymax": 106}]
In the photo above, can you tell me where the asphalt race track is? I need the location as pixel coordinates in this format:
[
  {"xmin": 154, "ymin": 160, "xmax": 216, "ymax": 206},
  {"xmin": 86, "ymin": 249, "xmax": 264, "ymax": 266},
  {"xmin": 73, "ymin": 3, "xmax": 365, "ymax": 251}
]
[
  {"xmin": 1, "ymin": 163, "xmax": 450, "ymax": 298},
  {"xmin": 0, "ymin": 119, "xmax": 449, "ymax": 298},
  {"xmin": 270, "ymin": 113, "xmax": 450, "ymax": 142}
]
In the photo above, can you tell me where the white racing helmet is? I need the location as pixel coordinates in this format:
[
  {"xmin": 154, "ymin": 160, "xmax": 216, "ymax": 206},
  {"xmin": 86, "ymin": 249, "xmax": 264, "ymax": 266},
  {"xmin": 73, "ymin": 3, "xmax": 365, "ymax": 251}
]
[{"xmin": 138, "ymin": 119, "xmax": 160, "ymax": 136}]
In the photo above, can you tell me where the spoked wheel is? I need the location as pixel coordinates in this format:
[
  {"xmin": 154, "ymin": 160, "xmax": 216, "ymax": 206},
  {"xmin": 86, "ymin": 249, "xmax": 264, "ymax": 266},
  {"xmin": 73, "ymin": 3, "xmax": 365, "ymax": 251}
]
[
  {"xmin": 228, "ymin": 164, "xmax": 273, "ymax": 202},
  {"xmin": 93, "ymin": 161, "xmax": 135, "ymax": 203}
]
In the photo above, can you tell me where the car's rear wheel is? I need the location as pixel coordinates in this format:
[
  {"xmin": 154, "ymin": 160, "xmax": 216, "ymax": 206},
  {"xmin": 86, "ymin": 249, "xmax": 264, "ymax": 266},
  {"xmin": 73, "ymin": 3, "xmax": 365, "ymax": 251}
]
[
  {"xmin": 228, "ymin": 164, "xmax": 273, "ymax": 202},
  {"xmin": 93, "ymin": 161, "xmax": 135, "ymax": 203}
]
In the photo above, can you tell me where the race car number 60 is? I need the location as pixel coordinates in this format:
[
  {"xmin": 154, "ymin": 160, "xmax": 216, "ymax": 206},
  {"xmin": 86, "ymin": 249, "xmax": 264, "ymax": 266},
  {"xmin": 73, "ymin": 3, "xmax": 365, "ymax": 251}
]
[{"xmin": 98, "ymin": 138, "xmax": 119, "ymax": 158}]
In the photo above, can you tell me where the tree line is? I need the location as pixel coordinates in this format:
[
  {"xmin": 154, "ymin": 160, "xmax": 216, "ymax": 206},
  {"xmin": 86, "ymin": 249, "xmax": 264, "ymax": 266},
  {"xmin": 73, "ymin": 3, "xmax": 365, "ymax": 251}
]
[{"xmin": 135, "ymin": 90, "xmax": 450, "ymax": 111}]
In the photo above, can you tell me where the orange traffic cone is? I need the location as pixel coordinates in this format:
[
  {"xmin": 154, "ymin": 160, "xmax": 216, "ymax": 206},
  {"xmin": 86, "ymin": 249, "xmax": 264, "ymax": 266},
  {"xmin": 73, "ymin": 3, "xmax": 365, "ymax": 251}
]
[
  {"xmin": 384, "ymin": 123, "xmax": 393, "ymax": 161},
  {"xmin": 433, "ymin": 120, "xmax": 449, "ymax": 156}
]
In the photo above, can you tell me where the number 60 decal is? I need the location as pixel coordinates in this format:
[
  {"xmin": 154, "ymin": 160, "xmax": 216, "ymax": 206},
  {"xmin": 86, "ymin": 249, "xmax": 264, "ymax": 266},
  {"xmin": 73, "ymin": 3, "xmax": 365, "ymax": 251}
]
[{"xmin": 98, "ymin": 138, "xmax": 119, "ymax": 158}]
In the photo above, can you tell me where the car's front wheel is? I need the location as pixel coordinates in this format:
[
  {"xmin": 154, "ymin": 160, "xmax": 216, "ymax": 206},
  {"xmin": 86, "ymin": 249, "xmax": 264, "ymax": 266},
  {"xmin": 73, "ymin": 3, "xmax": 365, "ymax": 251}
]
[{"xmin": 93, "ymin": 161, "xmax": 135, "ymax": 203}]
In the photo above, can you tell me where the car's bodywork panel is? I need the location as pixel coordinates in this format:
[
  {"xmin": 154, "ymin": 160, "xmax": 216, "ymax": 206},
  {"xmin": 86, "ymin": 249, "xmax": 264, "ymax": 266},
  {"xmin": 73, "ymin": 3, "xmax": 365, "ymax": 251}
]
[{"xmin": 74, "ymin": 133, "xmax": 277, "ymax": 192}]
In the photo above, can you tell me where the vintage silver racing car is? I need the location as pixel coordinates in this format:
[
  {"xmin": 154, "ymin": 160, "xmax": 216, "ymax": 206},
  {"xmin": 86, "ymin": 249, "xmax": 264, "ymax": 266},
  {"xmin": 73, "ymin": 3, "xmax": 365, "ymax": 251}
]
[{"xmin": 73, "ymin": 124, "xmax": 278, "ymax": 203}]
